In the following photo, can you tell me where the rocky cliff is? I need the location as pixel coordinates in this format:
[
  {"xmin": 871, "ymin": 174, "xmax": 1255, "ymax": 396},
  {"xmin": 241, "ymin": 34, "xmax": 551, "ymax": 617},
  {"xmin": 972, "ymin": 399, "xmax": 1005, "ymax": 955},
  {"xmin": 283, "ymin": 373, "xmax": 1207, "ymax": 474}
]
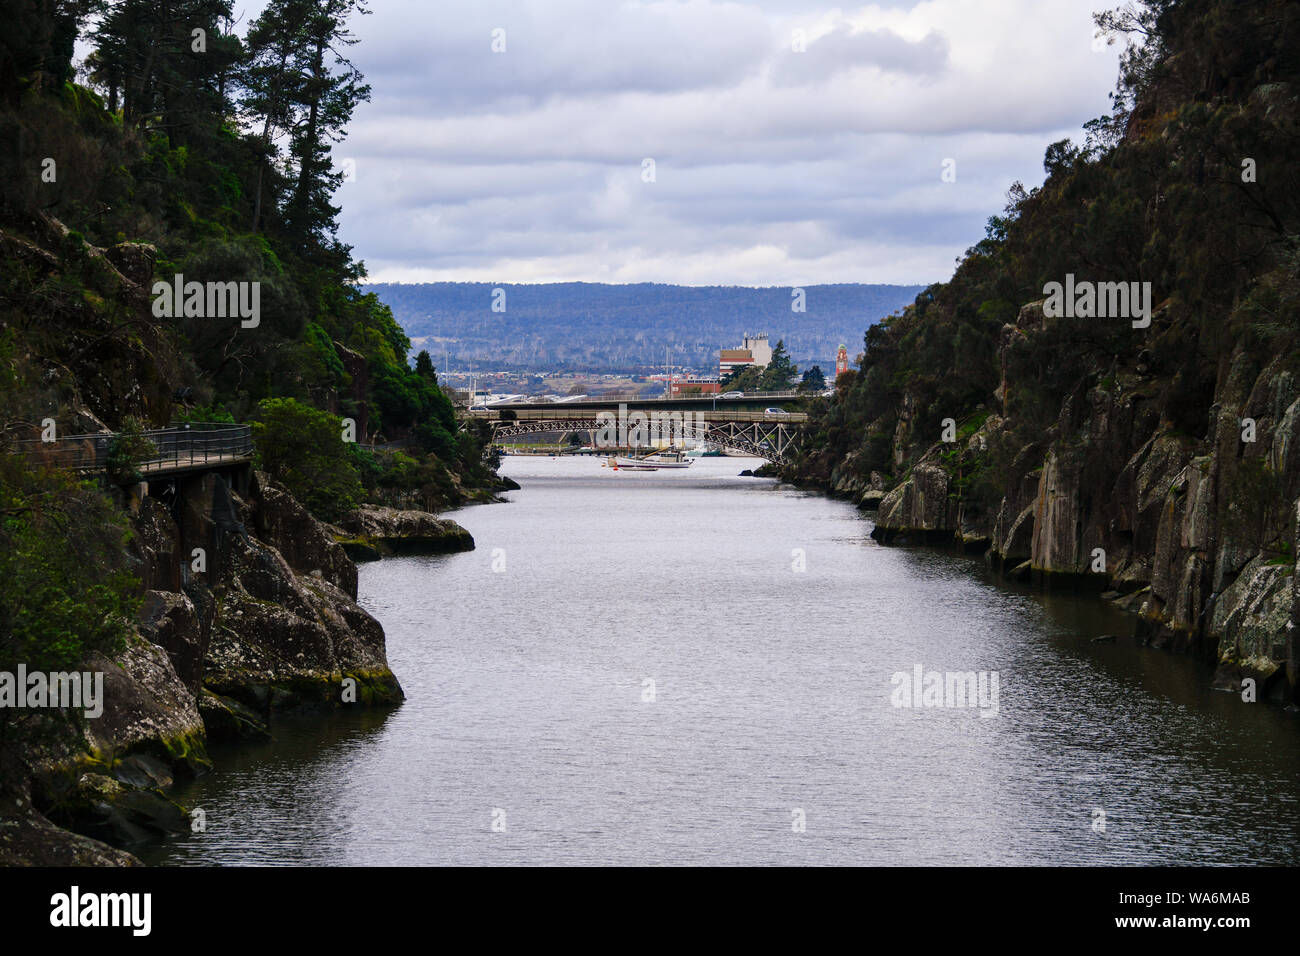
[
  {"xmin": 2, "ymin": 466, "xmax": 458, "ymax": 864},
  {"xmin": 815, "ymin": 297, "xmax": 1298, "ymax": 705},
  {"xmin": 792, "ymin": 0, "xmax": 1300, "ymax": 707},
  {"xmin": 332, "ymin": 503, "xmax": 476, "ymax": 561},
  {"xmin": 0, "ymin": 13, "xmax": 502, "ymax": 866}
]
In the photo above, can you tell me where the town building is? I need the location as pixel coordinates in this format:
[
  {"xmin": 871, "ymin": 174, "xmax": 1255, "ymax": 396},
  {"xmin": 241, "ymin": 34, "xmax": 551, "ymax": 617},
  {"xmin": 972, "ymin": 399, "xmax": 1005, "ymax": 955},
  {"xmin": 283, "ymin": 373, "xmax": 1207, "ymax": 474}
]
[
  {"xmin": 669, "ymin": 377, "xmax": 721, "ymax": 396},
  {"xmin": 718, "ymin": 332, "xmax": 773, "ymax": 379}
]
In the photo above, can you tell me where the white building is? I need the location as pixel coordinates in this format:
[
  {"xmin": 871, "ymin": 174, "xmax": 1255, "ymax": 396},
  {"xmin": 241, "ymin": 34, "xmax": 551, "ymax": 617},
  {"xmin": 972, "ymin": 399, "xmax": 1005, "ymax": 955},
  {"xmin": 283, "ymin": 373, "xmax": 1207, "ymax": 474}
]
[{"xmin": 718, "ymin": 332, "xmax": 773, "ymax": 379}]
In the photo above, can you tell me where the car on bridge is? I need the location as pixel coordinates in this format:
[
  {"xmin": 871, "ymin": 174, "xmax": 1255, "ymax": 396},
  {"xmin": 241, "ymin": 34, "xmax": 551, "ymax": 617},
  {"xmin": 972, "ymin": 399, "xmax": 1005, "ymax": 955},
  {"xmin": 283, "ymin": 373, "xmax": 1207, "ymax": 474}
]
[
  {"xmin": 720, "ymin": 391, "xmax": 743, "ymax": 398},
  {"xmin": 764, "ymin": 407, "xmax": 789, "ymax": 415}
]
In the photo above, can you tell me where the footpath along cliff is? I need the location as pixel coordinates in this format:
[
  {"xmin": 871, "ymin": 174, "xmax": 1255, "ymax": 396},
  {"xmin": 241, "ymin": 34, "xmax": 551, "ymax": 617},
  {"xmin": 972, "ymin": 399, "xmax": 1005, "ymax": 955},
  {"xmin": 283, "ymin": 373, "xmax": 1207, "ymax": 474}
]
[
  {"xmin": 0, "ymin": 444, "xmax": 476, "ymax": 863},
  {"xmin": 0, "ymin": 219, "xmax": 479, "ymax": 867},
  {"xmin": 0, "ymin": 0, "xmax": 511, "ymax": 864},
  {"xmin": 789, "ymin": 0, "xmax": 1300, "ymax": 704},
  {"xmin": 1, "ymin": 443, "xmax": 475, "ymax": 864}
]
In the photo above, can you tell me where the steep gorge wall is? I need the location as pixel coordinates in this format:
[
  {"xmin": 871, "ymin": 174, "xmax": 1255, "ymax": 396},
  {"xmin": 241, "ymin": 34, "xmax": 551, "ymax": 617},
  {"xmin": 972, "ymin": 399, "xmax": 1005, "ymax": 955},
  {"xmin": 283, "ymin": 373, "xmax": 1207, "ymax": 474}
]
[{"xmin": 841, "ymin": 300, "xmax": 1298, "ymax": 704}]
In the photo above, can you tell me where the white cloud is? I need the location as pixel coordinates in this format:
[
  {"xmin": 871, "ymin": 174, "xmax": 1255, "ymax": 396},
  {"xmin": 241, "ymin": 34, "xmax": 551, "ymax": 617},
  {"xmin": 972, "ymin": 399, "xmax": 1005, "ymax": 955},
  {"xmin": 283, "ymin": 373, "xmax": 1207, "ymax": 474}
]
[{"xmin": 325, "ymin": 0, "xmax": 1122, "ymax": 285}]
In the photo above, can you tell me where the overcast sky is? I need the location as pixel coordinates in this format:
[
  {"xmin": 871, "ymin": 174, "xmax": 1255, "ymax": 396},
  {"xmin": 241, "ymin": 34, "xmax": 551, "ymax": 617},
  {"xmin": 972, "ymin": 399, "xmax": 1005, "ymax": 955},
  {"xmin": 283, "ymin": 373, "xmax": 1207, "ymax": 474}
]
[{"xmin": 282, "ymin": 0, "xmax": 1124, "ymax": 286}]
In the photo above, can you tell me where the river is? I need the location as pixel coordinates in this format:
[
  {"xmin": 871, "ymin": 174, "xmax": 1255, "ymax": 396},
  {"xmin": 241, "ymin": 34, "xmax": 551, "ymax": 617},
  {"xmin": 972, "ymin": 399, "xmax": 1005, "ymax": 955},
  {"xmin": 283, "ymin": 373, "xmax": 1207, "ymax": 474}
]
[{"xmin": 140, "ymin": 455, "xmax": 1300, "ymax": 865}]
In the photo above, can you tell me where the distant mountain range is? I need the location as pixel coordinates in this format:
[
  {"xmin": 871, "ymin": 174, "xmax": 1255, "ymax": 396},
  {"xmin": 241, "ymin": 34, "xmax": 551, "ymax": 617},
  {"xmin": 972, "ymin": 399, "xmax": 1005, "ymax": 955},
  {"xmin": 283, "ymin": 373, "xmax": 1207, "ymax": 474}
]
[{"xmin": 364, "ymin": 282, "xmax": 928, "ymax": 374}]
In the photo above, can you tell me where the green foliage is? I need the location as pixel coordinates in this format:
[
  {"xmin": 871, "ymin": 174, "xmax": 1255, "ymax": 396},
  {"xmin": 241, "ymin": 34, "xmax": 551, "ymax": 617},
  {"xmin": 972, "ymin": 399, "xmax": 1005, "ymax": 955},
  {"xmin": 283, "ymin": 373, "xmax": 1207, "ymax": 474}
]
[
  {"xmin": 0, "ymin": 0, "xmax": 504, "ymax": 520},
  {"xmin": 414, "ymin": 349, "xmax": 437, "ymax": 382},
  {"xmin": 721, "ymin": 365, "xmax": 761, "ymax": 391},
  {"xmin": 758, "ymin": 339, "xmax": 798, "ymax": 391},
  {"xmin": 251, "ymin": 397, "xmax": 363, "ymax": 521},
  {"xmin": 0, "ymin": 456, "xmax": 139, "ymax": 671},
  {"xmin": 174, "ymin": 402, "xmax": 236, "ymax": 424},
  {"xmin": 0, "ymin": 453, "xmax": 140, "ymax": 762},
  {"xmin": 799, "ymin": 365, "xmax": 826, "ymax": 392},
  {"xmin": 796, "ymin": 0, "xmax": 1300, "ymax": 508},
  {"xmin": 305, "ymin": 322, "xmax": 345, "ymax": 382},
  {"xmin": 105, "ymin": 417, "xmax": 157, "ymax": 486}
]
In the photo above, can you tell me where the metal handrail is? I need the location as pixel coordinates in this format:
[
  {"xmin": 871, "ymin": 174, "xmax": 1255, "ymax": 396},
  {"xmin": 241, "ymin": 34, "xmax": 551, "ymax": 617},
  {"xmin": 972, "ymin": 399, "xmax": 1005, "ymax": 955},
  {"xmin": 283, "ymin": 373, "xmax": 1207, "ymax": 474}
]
[{"xmin": 7, "ymin": 423, "xmax": 253, "ymax": 474}]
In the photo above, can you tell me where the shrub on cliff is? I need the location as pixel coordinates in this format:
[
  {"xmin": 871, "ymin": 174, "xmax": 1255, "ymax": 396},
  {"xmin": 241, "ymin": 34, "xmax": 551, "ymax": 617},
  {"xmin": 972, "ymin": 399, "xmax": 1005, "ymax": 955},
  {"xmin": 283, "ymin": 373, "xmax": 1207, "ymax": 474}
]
[
  {"xmin": 251, "ymin": 397, "xmax": 364, "ymax": 522},
  {"xmin": 0, "ymin": 454, "xmax": 140, "ymax": 769},
  {"xmin": 173, "ymin": 403, "xmax": 236, "ymax": 424},
  {"xmin": 0, "ymin": 457, "xmax": 139, "ymax": 670},
  {"xmin": 105, "ymin": 417, "xmax": 157, "ymax": 486}
]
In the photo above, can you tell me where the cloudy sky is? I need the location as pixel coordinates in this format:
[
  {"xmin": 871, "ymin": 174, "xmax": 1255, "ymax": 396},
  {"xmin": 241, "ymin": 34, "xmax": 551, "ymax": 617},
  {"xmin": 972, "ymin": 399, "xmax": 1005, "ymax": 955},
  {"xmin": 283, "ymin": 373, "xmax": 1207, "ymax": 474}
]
[{"xmin": 315, "ymin": 0, "xmax": 1123, "ymax": 286}]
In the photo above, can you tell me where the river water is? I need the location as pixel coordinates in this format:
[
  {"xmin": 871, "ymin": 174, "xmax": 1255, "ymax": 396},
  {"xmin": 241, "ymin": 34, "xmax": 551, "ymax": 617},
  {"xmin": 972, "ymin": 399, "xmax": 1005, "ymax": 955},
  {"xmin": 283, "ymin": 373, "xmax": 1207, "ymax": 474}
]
[{"xmin": 141, "ymin": 455, "xmax": 1300, "ymax": 865}]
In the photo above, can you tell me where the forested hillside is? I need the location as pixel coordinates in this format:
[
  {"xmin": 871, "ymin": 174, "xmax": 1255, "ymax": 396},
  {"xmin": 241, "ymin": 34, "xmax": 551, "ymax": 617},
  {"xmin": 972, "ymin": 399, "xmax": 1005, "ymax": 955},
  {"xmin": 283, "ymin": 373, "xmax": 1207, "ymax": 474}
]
[
  {"xmin": 367, "ymin": 281, "xmax": 925, "ymax": 372},
  {"xmin": 1, "ymin": 0, "xmax": 501, "ymax": 515},
  {"xmin": 0, "ymin": 0, "xmax": 503, "ymax": 862},
  {"xmin": 792, "ymin": 0, "xmax": 1300, "ymax": 701}
]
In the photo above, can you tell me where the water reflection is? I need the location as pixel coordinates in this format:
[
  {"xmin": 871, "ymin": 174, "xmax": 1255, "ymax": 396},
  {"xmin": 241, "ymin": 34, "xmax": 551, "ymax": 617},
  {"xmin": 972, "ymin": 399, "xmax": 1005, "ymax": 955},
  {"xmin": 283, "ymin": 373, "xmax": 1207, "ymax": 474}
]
[{"xmin": 141, "ymin": 457, "xmax": 1300, "ymax": 866}]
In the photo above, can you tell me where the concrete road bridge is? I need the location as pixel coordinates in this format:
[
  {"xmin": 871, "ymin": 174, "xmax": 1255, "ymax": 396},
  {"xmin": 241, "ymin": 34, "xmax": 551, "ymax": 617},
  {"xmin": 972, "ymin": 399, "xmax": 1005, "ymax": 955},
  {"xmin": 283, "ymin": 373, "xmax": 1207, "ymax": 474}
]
[{"xmin": 465, "ymin": 393, "xmax": 808, "ymax": 465}]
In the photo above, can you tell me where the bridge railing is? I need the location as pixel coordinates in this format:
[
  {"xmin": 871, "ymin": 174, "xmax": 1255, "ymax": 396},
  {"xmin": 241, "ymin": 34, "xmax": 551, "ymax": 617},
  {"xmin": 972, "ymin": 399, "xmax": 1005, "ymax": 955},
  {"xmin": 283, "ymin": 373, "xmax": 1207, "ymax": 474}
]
[
  {"xmin": 8, "ymin": 423, "xmax": 253, "ymax": 474},
  {"xmin": 473, "ymin": 407, "xmax": 807, "ymax": 423},
  {"xmin": 476, "ymin": 389, "xmax": 807, "ymax": 408}
]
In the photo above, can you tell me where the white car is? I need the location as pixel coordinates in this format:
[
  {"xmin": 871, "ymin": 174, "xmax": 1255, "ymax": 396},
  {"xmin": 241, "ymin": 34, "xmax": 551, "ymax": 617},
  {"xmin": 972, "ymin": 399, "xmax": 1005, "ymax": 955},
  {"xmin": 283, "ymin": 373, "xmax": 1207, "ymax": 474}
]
[
  {"xmin": 720, "ymin": 391, "xmax": 743, "ymax": 398},
  {"xmin": 764, "ymin": 407, "xmax": 788, "ymax": 415}
]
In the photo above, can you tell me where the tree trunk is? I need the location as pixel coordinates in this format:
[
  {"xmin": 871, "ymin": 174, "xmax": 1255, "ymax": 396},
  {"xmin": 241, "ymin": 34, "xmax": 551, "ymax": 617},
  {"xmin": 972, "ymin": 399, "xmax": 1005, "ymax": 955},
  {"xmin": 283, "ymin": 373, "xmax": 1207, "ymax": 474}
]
[
  {"xmin": 288, "ymin": 34, "xmax": 326, "ymax": 234},
  {"xmin": 252, "ymin": 43, "xmax": 291, "ymax": 232}
]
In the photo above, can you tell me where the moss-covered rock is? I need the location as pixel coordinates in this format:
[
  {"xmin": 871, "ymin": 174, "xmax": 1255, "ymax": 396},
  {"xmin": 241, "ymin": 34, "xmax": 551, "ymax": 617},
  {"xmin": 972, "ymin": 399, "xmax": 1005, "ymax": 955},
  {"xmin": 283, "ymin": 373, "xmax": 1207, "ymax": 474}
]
[
  {"xmin": 252, "ymin": 471, "xmax": 358, "ymax": 598},
  {"xmin": 335, "ymin": 504, "xmax": 475, "ymax": 556},
  {"xmin": 43, "ymin": 771, "xmax": 190, "ymax": 846},
  {"xmin": 202, "ymin": 529, "xmax": 404, "ymax": 713},
  {"xmin": 0, "ymin": 787, "xmax": 141, "ymax": 866},
  {"xmin": 198, "ymin": 688, "xmax": 272, "ymax": 741}
]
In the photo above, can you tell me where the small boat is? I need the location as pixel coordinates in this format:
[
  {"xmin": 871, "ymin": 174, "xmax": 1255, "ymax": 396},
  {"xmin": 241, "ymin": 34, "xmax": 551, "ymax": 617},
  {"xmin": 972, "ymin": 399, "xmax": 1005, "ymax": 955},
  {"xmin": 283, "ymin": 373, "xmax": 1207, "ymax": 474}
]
[
  {"xmin": 604, "ymin": 456, "xmax": 659, "ymax": 471},
  {"xmin": 611, "ymin": 448, "xmax": 694, "ymax": 469}
]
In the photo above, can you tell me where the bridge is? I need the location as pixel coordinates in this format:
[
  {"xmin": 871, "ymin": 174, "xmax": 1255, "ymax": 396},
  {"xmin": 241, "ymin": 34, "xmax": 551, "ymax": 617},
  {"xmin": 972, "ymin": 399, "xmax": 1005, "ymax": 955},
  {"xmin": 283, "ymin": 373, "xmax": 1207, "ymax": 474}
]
[
  {"xmin": 466, "ymin": 393, "xmax": 808, "ymax": 464},
  {"xmin": 11, "ymin": 423, "xmax": 253, "ymax": 477}
]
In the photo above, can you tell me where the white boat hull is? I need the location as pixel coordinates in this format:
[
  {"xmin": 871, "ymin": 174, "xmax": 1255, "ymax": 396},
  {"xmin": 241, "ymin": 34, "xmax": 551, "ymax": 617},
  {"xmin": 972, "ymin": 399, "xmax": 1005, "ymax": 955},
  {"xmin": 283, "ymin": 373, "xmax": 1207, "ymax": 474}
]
[{"xmin": 606, "ymin": 455, "xmax": 694, "ymax": 469}]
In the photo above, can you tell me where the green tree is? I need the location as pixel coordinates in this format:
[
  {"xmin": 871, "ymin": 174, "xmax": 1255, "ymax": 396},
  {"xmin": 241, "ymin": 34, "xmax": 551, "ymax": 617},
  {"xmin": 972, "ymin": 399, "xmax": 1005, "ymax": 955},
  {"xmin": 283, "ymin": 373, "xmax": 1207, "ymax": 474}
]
[
  {"xmin": 0, "ymin": 456, "xmax": 139, "ymax": 670},
  {"xmin": 799, "ymin": 365, "xmax": 826, "ymax": 392},
  {"xmin": 759, "ymin": 339, "xmax": 798, "ymax": 390},
  {"xmin": 242, "ymin": 0, "xmax": 311, "ymax": 232},
  {"xmin": 280, "ymin": 0, "xmax": 371, "ymax": 257},
  {"xmin": 0, "ymin": 0, "xmax": 96, "ymax": 105},
  {"xmin": 91, "ymin": 0, "xmax": 240, "ymax": 140},
  {"xmin": 251, "ymin": 397, "xmax": 363, "ymax": 520},
  {"xmin": 105, "ymin": 417, "xmax": 158, "ymax": 486},
  {"xmin": 305, "ymin": 322, "xmax": 345, "ymax": 382},
  {"xmin": 174, "ymin": 402, "xmax": 236, "ymax": 424},
  {"xmin": 721, "ymin": 365, "xmax": 761, "ymax": 391},
  {"xmin": 414, "ymin": 349, "xmax": 437, "ymax": 383}
]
